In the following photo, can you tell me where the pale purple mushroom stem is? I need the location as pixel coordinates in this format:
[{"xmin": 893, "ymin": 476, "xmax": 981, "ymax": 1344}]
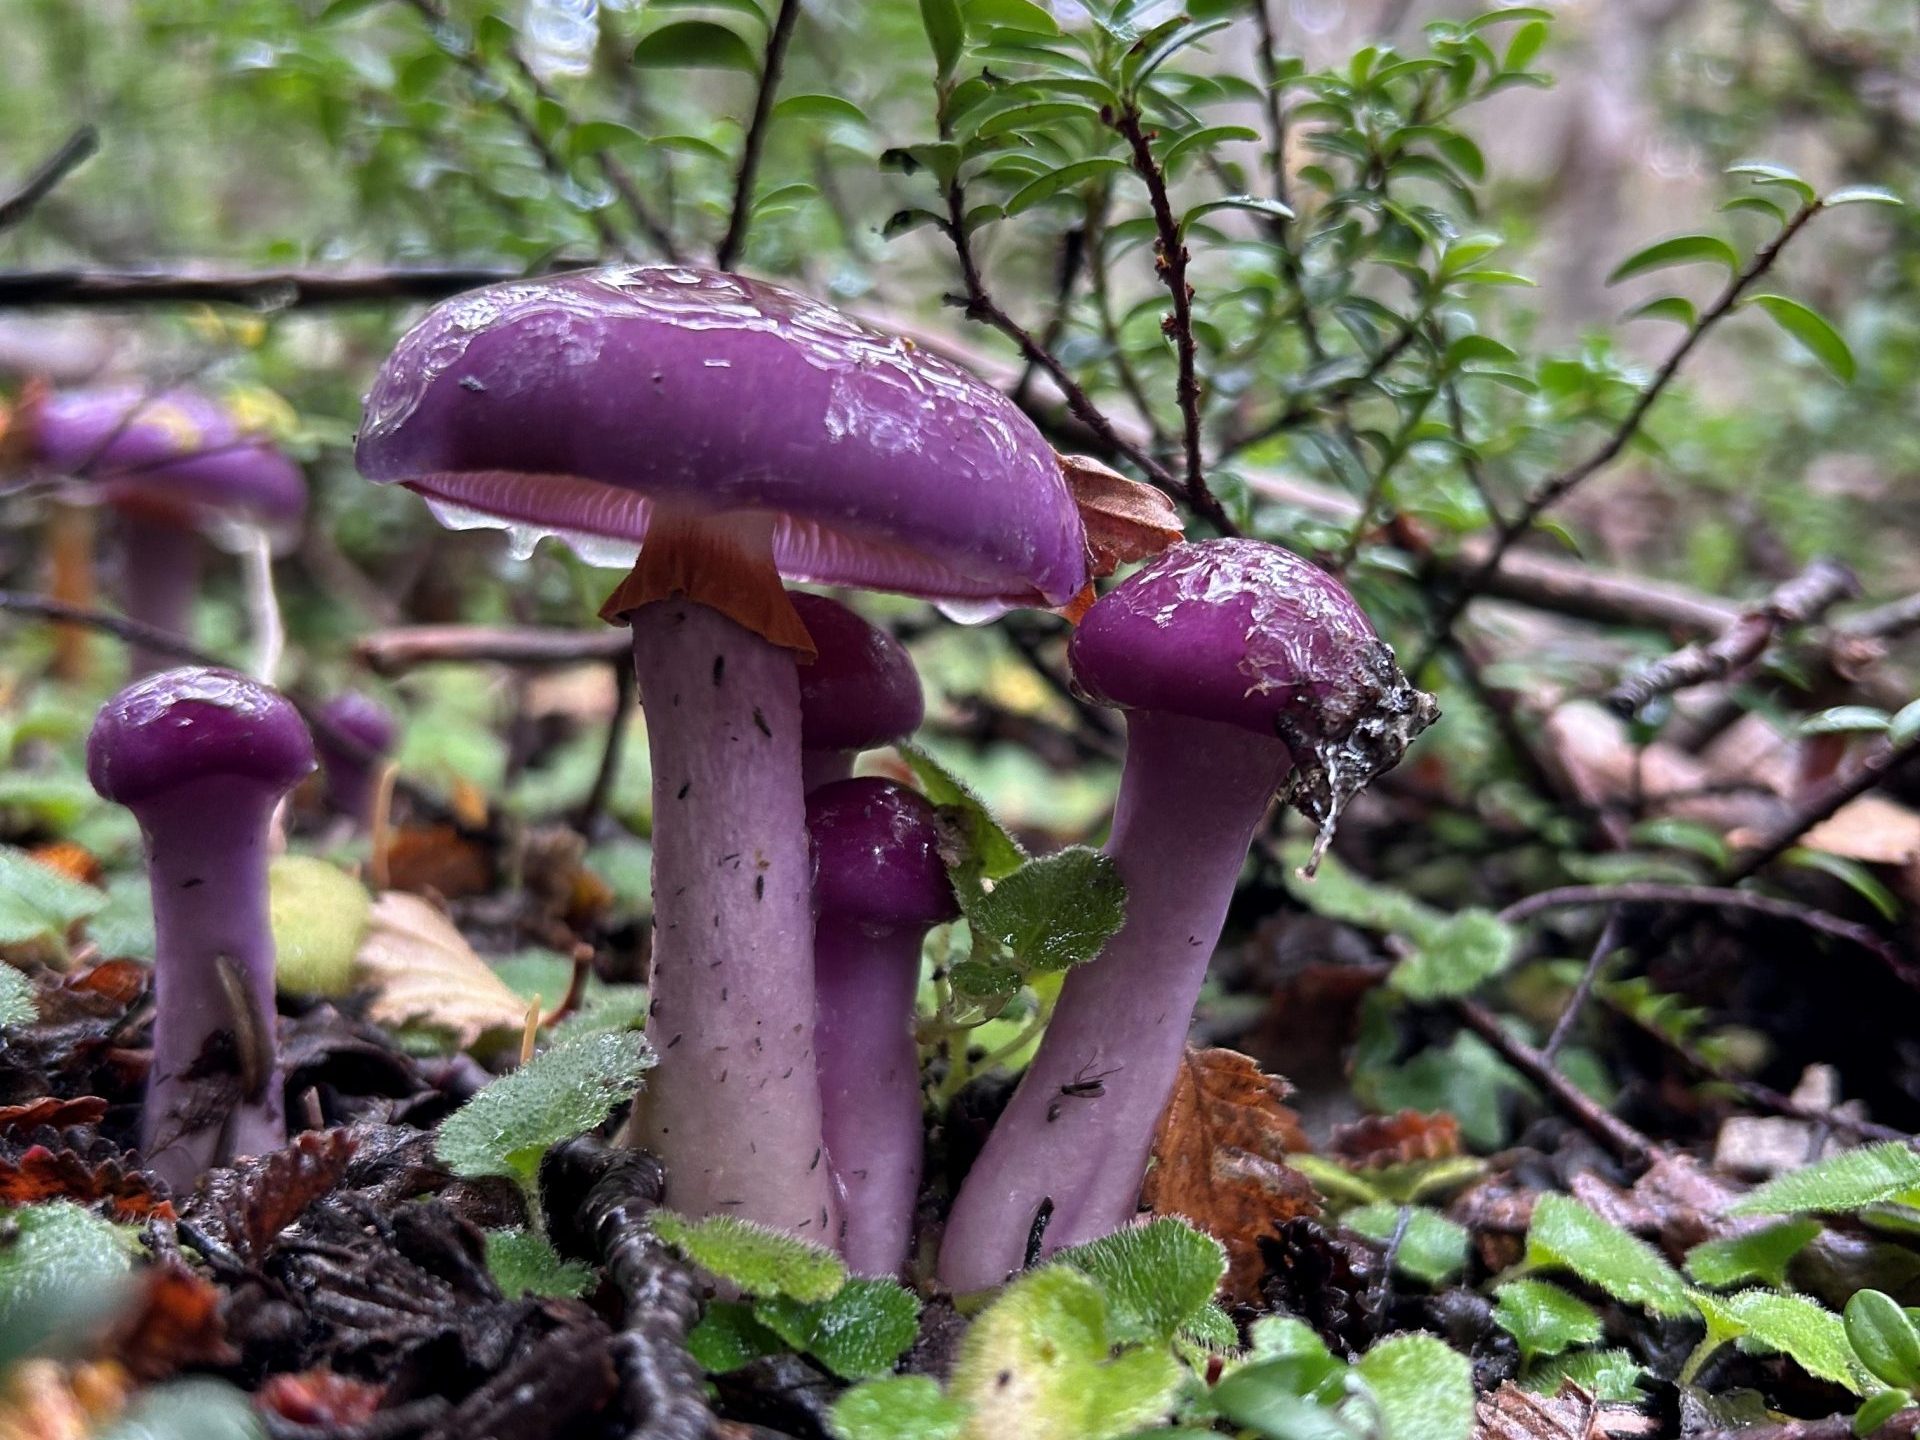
[
  {"xmin": 118, "ymin": 513, "xmax": 202, "ymax": 676},
  {"xmin": 937, "ymin": 713, "xmax": 1288, "ymax": 1290},
  {"xmin": 139, "ymin": 779, "xmax": 289, "ymax": 1188},
  {"xmin": 802, "ymin": 750, "xmax": 855, "ymax": 795},
  {"xmin": 625, "ymin": 597, "xmax": 839, "ymax": 1239}
]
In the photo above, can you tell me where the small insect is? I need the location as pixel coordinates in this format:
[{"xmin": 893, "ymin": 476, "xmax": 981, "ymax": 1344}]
[{"xmin": 1047, "ymin": 1062, "xmax": 1120, "ymax": 1122}]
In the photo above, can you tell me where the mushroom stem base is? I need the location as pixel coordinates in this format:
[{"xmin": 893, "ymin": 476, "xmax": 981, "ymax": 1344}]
[
  {"xmin": 624, "ymin": 597, "xmax": 838, "ymax": 1240},
  {"xmin": 937, "ymin": 712, "xmax": 1289, "ymax": 1292}
]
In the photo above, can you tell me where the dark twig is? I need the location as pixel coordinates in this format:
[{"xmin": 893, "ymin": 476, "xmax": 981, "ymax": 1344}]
[
  {"xmin": 0, "ymin": 126, "xmax": 100, "ymax": 233},
  {"xmin": 575, "ymin": 663, "xmax": 636, "ymax": 835},
  {"xmin": 1607, "ymin": 558, "xmax": 1859, "ymax": 715},
  {"xmin": 1723, "ymin": 734, "xmax": 1920, "ymax": 884},
  {"xmin": 0, "ymin": 265, "xmax": 538, "ymax": 309},
  {"xmin": 716, "ymin": 0, "xmax": 803, "ymax": 271},
  {"xmin": 1453, "ymin": 998, "xmax": 1658, "ymax": 1167},
  {"xmin": 542, "ymin": 1137, "xmax": 711, "ymax": 1440},
  {"xmin": 1541, "ymin": 910, "xmax": 1624, "ymax": 1063},
  {"xmin": 1011, "ymin": 225, "xmax": 1088, "ymax": 410},
  {"xmin": 1218, "ymin": 316, "xmax": 1425, "ymax": 459},
  {"xmin": 1421, "ymin": 202, "xmax": 1827, "ymax": 666},
  {"xmin": 1843, "ymin": 588, "xmax": 1920, "ymax": 642},
  {"xmin": 1248, "ymin": 1, "xmax": 1293, "ymax": 231},
  {"xmin": 1498, "ymin": 882, "xmax": 1904, "ymax": 974},
  {"xmin": 1113, "ymin": 104, "xmax": 1233, "ymax": 533}
]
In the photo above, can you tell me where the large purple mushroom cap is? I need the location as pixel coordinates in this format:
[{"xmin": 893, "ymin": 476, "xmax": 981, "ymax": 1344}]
[
  {"xmin": 792, "ymin": 592, "xmax": 923, "ymax": 755},
  {"xmin": 354, "ymin": 265, "xmax": 1088, "ymax": 611},
  {"xmin": 808, "ymin": 779, "xmax": 957, "ymax": 930},
  {"xmin": 88, "ymin": 666, "xmax": 316, "ymax": 808},
  {"xmin": 26, "ymin": 386, "xmax": 306, "ymax": 535},
  {"xmin": 1070, "ymin": 539, "xmax": 1437, "ymax": 855}
]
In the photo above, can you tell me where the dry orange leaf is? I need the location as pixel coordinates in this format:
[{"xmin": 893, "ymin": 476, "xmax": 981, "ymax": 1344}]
[
  {"xmin": 1328, "ymin": 1109, "xmax": 1461, "ymax": 1170},
  {"xmin": 1059, "ymin": 453, "xmax": 1184, "ymax": 578},
  {"xmin": 1141, "ymin": 1046, "xmax": 1318, "ymax": 1304},
  {"xmin": 380, "ymin": 824, "xmax": 496, "ymax": 901},
  {"xmin": 1474, "ymin": 1382, "xmax": 1659, "ymax": 1439},
  {"xmin": 354, "ymin": 892, "xmax": 531, "ymax": 1049},
  {"xmin": 26, "ymin": 842, "xmax": 101, "ymax": 888}
]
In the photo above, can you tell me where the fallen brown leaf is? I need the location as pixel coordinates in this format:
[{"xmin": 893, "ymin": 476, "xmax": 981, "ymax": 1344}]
[
  {"xmin": 109, "ymin": 1266, "xmax": 233, "ymax": 1382},
  {"xmin": 0, "ymin": 1097, "xmax": 108, "ymax": 1135},
  {"xmin": 1734, "ymin": 794, "xmax": 1920, "ymax": 866},
  {"xmin": 0, "ymin": 1146, "xmax": 173, "ymax": 1222},
  {"xmin": 1475, "ymin": 1381, "xmax": 1660, "ymax": 1439},
  {"xmin": 1060, "ymin": 453, "xmax": 1184, "ymax": 577},
  {"xmin": 193, "ymin": 1129, "xmax": 359, "ymax": 1264},
  {"xmin": 1142, "ymin": 1046, "xmax": 1318, "ymax": 1303},
  {"xmin": 355, "ymin": 893, "xmax": 529, "ymax": 1048},
  {"xmin": 26, "ymin": 842, "xmax": 101, "ymax": 888},
  {"xmin": 258, "ymin": 1369, "xmax": 386, "ymax": 1428},
  {"xmin": 380, "ymin": 824, "xmax": 496, "ymax": 901},
  {"xmin": 1329, "ymin": 1109, "xmax": 1461, "ymax": 1169}
]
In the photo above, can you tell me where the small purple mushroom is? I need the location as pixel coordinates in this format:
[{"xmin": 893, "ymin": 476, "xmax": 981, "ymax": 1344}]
[
  {"xmin": 792, "ymin": 591, "xmax": 924, "ymax": 792},
  {"xmin": 86, "ymin": 666, "xmax": 315, "ymax": 1192},
  {"xmin": 807, "ymin": 778, "xmax": 958, "ymax": 1275},
  {"xmin": 356, "ymin": 265, "xmax": 1087, "ymax": 1235},
  {"xmin": 938, "ymin": 539, "xmax": 1436, "ymax": 1290},
  {"xmin": 20, "ymin": 387, "xmax": 306, "ymax": 676},
  {"xmin": 314, "ymin": 691, "xmax": 399, "ymax": 830}
]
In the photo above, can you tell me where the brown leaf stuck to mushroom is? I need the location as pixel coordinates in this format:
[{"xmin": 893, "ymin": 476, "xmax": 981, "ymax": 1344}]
[
  {"xmin": 1141, "ymin": 1046, "xmax": 1318, "ymax": 1303},
  {"xmin": 1058, "ymin": 453, "xmax": 1184, "ymax": 577}
]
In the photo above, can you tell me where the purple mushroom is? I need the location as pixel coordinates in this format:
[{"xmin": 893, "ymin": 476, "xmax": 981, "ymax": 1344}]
[
  {"xmin": 356, "ymin": 265, "xmax": 1087, "ymax": 1235},
  {"xmin": 792, "ymin": 591, "xmax": 924, "ymax": 792},
  {"xmin": 807, "ymin": 778, "xmax": 958, "ymax": 1275},
  {"xmin": 19, "ymin": 387, "xmax": 306, "ymax": 676},
  {"xmin": 314, "ymin": 691, "xmax": 399, "ymax": 830},
  {"xmin": 938, "ymin": 539, "xmax": 1436, "ymax": 1291},
  {"xmin": 86, "ymin": 666, "xmax": 315, "ymax": 1192}
]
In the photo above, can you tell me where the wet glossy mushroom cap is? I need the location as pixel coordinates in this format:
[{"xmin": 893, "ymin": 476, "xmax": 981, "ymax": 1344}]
[
  {"xmin": 87, "ymin": 666, "xmax": 316, "ymax": 808},
  {"xmin": 355, "ymin": 265, "xmax": 1088, "ymax": 610},
  {"xmin": 27, "ymin": 387, "xmax": 306, "ymax": 530},
  {"xmin": 807, "ymin": 779, "xmax": 958, "ymax": 931},
  {"xmin": 1069, "ymin": 539, "xmax": 1437, "ymax": 836},
  {"xmin": 792, "ymin": 592, "xmax": 923, "ymax": 754},
  {"xmin": 317, "ymin": 691, "xmax": 398, "ymax": 757}
]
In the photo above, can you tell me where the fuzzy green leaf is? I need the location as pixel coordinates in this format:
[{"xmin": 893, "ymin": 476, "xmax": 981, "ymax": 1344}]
[
  {"xmin": 1606, "ymin": 233, "xmax": 1739, "ymax": 285},
  {"xmin": 0, "ymin": 845, "xmax": 105, "ymax": 947},
  {"xmin": 1388, "ymin": 909, "xmax": 1517, "ymax": 1000},
  {"xmin": 1846, "ymin": 1290, "xmax": 1920, "ymax": 1390},
  {"xmin": 1730, "ymin": 1142, "xmax": 1920, "ymax": 1216},
  {"xmin": 1345, "ymin": 1204, "xmax": 1469, "ymax": 1286},
  {"xmin": 899, "ymin": 744, "xmax": 1025, "ymax": 884},
  {"xmin": 0, "ymin": 965, "xmax": 32, "ymax": 1028},
  {"xmin": 754, "ymin": 1277, "xmax": 922, "ymax": 1379},
  {"xmin": 1492, "ymin": 1279, "xmax": 1603, "ymax": 1361},
  {"xmin": 435, "ymin": 1030, "xmax": 655, "ymax": 1183},
  {"xmin": 1351, "ymin": 1333, "xmax": 1474, "ymax": 1440},
  {"xmin": 0, "ymin": 1202, "xmax": 136, "ymax": 1367},
  {"xmin": 1748, "ymin": 294, "xmax": 1856, "ymax": 383},
  {"xmin": 967, "ymin": 847, "xmax": 1127, "ymax": 972},
  {"xmin": 950, "ymin": 1266, "xmax": 1183, "ymax": 1440},
  {"xmin": 1056, "ymin": 1217, "xmax": 1228, "ymax": 1344},
  {"xmin": 1526, "ymin": 1348, "xmax": 1645, "ymax": 1402},
  {"xmin": 270, "ymin": 855, "xmax": 371, "ymax": 998},
  {"xmin": 632, "ymin": 20, "xmax": 760, "ymax": 69},
  {"xmin": 484, "ymin": 1228, "xmax": 594, "ymax": 1299},
  {"xmin": 1693, "ymin": 1288, "xmax": 1865, "ymax": 1394},
  {"xmin": 1685, "ymin": 1219, "xmax": 1822, "ymax": 1289},
  {"xmin": 651, "ymin": 1212, "xmax": 846, "ymax": 1302},
  {"xmin": 1525, "ymin": 1194, "xmax": 1693, "ymax": 1317},
  {"xmin": 830, "ymin": 1376, "xmax": 967, "ymax": 1440},
  {"xmin": 688, "ymin": 1300, "xmax": 786, "ymax": 1373}
]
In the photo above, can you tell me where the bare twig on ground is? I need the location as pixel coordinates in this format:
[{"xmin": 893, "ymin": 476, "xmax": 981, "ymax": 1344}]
[
  {"xmin": 0, "ymin": 126, "xmax": 99, "ymax": 233},
  {"xmin": 715, "ymin": 0, "xmax": 803, "ymax": 272},
  {"xmin": 1607, "ymin": 558, "xmax": 1858, "ymax": 715},
  {"xmin": 1542, "ymin": 910, "xmax": 1624, "ymax": 1062},
  {"xmin": 574, "ymin": 664, "xmax": 636, "ymax": 836},
  {"xmin": 357, "ymin": 623, "xmax": 627, "ymax": 673},
  {"xmin": 1453, "ymin": 998, "xmax": 1659, "ymax": 1167},
  {"xmin": 1723, "ymin": 734, "xmax": 1920, "ymax": 883}
]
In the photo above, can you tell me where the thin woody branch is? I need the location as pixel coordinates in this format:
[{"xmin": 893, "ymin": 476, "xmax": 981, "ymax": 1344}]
[
  {"xmin": 1607, "ymin": 557, "xmax": 1859, "ymax": 715},
  {"xmin": 1113, "ymin": 105, "xmax": 1233, "ymax": 534},
  {"xmin": 716, "ymin": 0, "xmax": 803, "ymax": 272},
  {"xmin": 0, "ymin": 127, "xmax": 100, "ymax": 234}
]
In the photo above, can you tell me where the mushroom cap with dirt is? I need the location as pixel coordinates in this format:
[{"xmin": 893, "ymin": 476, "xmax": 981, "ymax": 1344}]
[{"xmin": 355, "ymin": 264, "xmax": 1087, "ymax": 1238}]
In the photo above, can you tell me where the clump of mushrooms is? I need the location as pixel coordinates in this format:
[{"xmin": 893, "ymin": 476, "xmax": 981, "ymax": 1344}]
[
  {"xmin": 15, "ymin": 387, "xmax": 305, "ymax": 676},
  {"xmin": 87, "ymin": 666, "xmax": 314, "ymax": 1192},
  {"xmin": 939, "ymin": 539, "xmax": 1436, "ymax": 1290},
  {"xmin": 356, "ymin": 264, "xmax": 1087, "ymax": 1237},
  {"xmin": 807, "ymin": 777, "xmax": 958, "ymax": 1276}
]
